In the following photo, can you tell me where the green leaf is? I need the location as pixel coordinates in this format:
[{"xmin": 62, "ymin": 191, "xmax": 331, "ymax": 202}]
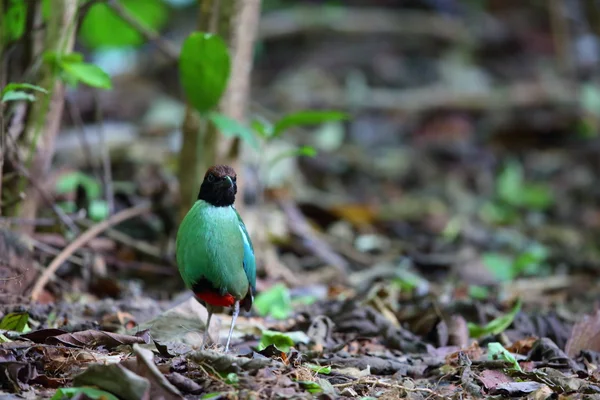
[
  {"xmin": 44, "ymin": 51, "xmax": 84, "ymax": 66},
  {"xmin": 55, "ymin": 172, "xmax": 102, "ymax": 200},
  {"xmin": 89, "ymin": 200, "xmax": 109, "ymax": 221},
  {"xmin": 268, "ymin": 146, "xmax": 317, "ymax": 168},
  {"xmin": 306, "ymin": 364, "xmax": 331, "ymax": 374},
  {"xmin": 468, "ymin": 285, "xmax": 490, "ymax": 300},
  {"xmin": 1, "ymin": 83, "xmax": 48, "ymax": 96},
  {"xmin": 497, "ymin": 160, "xmax": 524, "ymax": 206},
  {"xmin": 513, "ymin": 244, "xmax": 548, "ymax": 276},
  {"xmin": 259, "ymin": 330, "xmax": 295, "ymax": 352},
  {"xmin": 272, "ymin": 110, "xmax": 348, "ymax": 137},
  {"xmin": 468, "ymin": 299, "xmax": 521, "ymax": 339},
  {"xmin": 482, "ymin": 252, "xmax": 515, "ymax": 282},
  {"xmin": 1, "ymin": 91, "xmax": 35, "ymax": 103},
  {"xmin": 79, "ymin": 0, "xmax": 168, "ymax": 48},
  {"xmin": 251, "ymin": 117, "xmax": 274, "ymax": 139},
  {"xmin": 224, "ymin": 373, "xmax": 238, "ymax": 385},
  {"xmin": 201, "ymin": 394, "xmax": 223, "ymax": 400},
  {"xmin": 487, "ymin": 342, "xmax": 522, "ymax": 371},
  {"xmin": 1, "ymin": 83, "xmax": 48, "ymax": 103},
  {"xmin": 3, "ymin": 0, "xmax": 26, "ymax": 42},
  {"xmin": 51, "ymin": 387, "xmax": 119, "ymax": 400},
  {"xmin": 298, "ymin": 380, "xmax": 323, "ymax": 394},
  {"xmin": 520, "ymin": 184, "xmax": 553, "ymax": 210},
  {"xmin": 60, "ymin": 62, "xmax": 112, "ymax": 89},
  {"xmin": 254, "ymin": 283, "xmax": 292, "ymax": 319},
  {"xmin": 207, "ymin": 112, "xmax": 259, "ymax": 150},
  {"xmin": 479, "ymin": 201, "xmax": 519, "ymax": 225},
  {"xmin": 179, "ymin": 33, "xmax": 230, "ymax": 113},
  {"xmin": 0, "ymin": 312, "xmax": 30, "ymax": 333}
]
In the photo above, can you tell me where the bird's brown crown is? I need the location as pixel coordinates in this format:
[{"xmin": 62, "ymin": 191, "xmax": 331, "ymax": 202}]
[{"xmin": 205, "ymin": 165, "xmax": 236, "ymax": 180}]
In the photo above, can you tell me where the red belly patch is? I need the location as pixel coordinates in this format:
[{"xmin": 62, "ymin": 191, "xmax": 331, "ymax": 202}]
[{"xmin": 195, "ymin": 291, "xmax": 235, "ymax": 307}]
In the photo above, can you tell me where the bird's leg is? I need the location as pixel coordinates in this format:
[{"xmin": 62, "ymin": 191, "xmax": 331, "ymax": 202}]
[
  {"xmin": 201, "ymin": 309, "xmax": 213, "ymax": 350},
  {"xmin": 224, "ymin": 301, "xmax": 240, "ymax": 353}
]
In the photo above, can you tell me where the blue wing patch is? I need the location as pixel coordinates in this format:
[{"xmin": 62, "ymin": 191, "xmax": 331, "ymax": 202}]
[{"xmin": 235, "ymin": 209, "xmax": 256, "ymax": 295}]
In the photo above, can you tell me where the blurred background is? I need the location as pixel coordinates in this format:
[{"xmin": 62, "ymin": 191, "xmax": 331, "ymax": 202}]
[{"xmin": 3, "ymin": 0, "xmax": 600, "ymax": 371}]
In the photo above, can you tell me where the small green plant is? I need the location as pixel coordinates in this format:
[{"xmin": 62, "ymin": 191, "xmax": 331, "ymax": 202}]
[
  {"xmin": 258, "ymin": 329, "xmax": 309, "ymax": 352},
  {"xmin": 468, "ymin": 299, "xmax": 521, "ymax": 338},
  {"xmin": 55, "ymin": 172, "xmax": 109, "ymax": 221},
  {"xmin": 487, "ymin": 342, "xmax": 522, "ymax": 371},
  {"xmin": 178, "ymin": 30, "xmax": 348, "ymax": 161},
  {"xmin": 252, "ymin": 110, "xmax": 348, "ymax": 168},
  {"xmin": 481, "ymin": 160, "xmax": 553, "ymax": 224},
  {"xmin": 306, "ymin": 363, "xmax": 331, "ymax": 374},
  {"xmin": 0, "ymin": 312, "xmax": 31, "ymax": 333},
  {"xmin": 482, "ymin": 243, "xmax": 549, "ymax": 281}
]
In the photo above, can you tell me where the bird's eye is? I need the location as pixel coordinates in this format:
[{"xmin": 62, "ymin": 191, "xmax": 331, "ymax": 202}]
[
  {"xmin": 232, "ymin": 176, "xmax": 237, "ymax": 182},
  {"xmin": 207, "ymin": 174, "xmax": 215, "ymax": 183}
]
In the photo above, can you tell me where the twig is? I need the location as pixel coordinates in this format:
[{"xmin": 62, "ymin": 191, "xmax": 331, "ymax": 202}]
[
  {"xmin": 30, "ymin": 203, "xmax": 150, "ymax": 301},
  {"xmin": 333, "ymin": 378, "xmax": 443, "ymax": 398},
  {"xmin": 105, "ymin": 0, "xmax": 179, "ymax": 60},
  {"xmin": 76, "ymin": 218, "xmax": 163, "ymax": 259},
  {"xmin": 279, "ymin": 199, "xmax": 349, "ymax": 276},
  {"xmin": 0, "ymin": 216, "xmax": 83, "ymax": 226},
  {"xmin": 29, "ymin": 237, "xmax": 85, "ymax": 267}
]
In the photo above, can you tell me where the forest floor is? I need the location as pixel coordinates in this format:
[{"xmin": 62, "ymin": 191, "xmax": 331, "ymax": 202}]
[{"xmin": 3, "ymin": 2, "xmax": 600, "ymax": 399}]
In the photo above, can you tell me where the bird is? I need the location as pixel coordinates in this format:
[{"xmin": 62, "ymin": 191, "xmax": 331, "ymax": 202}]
[{"xmin": 176, "ymin": 165, "xmax": 256, "ymax": 352}]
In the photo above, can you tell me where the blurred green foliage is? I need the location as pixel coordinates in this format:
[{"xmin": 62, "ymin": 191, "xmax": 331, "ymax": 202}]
[
  {"xmin": 481, "ymin": 159, "xmax": 553, "ymax": 224},
  {"xmin": 51, "ymin": 388, "xmax": 118, "ymax": 400},
  {"xmin": 1, "ymin": 83, "xmax": 47, "ymax": 103},
  {"xmin": 79, "ymin": 0, "xmax": 168, "ymax": 48},
  {"xmin": 3, "ymin": 0, "xmax": 26, "ymax": 42},
  {"xmin": 254, "ymin": 283, "xmax": 292, "ymax": 319},
  {"xmin": 483, "ymin": 243, "xmax": 549, "ymax": 281}
]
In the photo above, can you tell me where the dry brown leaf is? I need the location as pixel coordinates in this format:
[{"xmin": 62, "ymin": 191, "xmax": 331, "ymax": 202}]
[
  {"xmin": 329, "ymin": 204, "xmax": 378, "ymax": 226},
  {"xmin": 477, "ymin": 369, "xmax": 513, "ymax": 391},
  {"xmin": 565, "ymin": 309, "xmax": 600, "ymax": 357},
  {"xmin": 46, "ymin": 329, "xmax": 151, "ymax": 349},
  {"xmin": 506, "ymin": 336, "xmax": 538, "ymax": 355},
  {"xmin": 445, "ymin": 342, "xmax": 483, "ymax": 366}
]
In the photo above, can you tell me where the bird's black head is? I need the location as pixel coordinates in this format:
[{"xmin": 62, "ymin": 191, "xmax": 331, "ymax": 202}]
[{"xmin": 197, "ymin": 165, "xmax": 238, "ymax": 207}]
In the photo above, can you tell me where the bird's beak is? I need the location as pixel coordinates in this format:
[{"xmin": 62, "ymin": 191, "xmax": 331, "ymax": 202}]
[{"xmin": 219, "ymin": 176, "xmax": 234, "ymax": 188}]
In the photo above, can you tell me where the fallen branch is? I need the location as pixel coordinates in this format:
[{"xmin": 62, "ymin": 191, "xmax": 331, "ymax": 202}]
[
  {"xmin": 275, "ymin": 80, "xmax": 577, "ymax": 112},
  {"xmin": 259, "ymin": 6, "xmax": 472, "ymax": 44},
  {"xmin": 30, "ymin": 203, "xmax": 151, "ymax": 301}
]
